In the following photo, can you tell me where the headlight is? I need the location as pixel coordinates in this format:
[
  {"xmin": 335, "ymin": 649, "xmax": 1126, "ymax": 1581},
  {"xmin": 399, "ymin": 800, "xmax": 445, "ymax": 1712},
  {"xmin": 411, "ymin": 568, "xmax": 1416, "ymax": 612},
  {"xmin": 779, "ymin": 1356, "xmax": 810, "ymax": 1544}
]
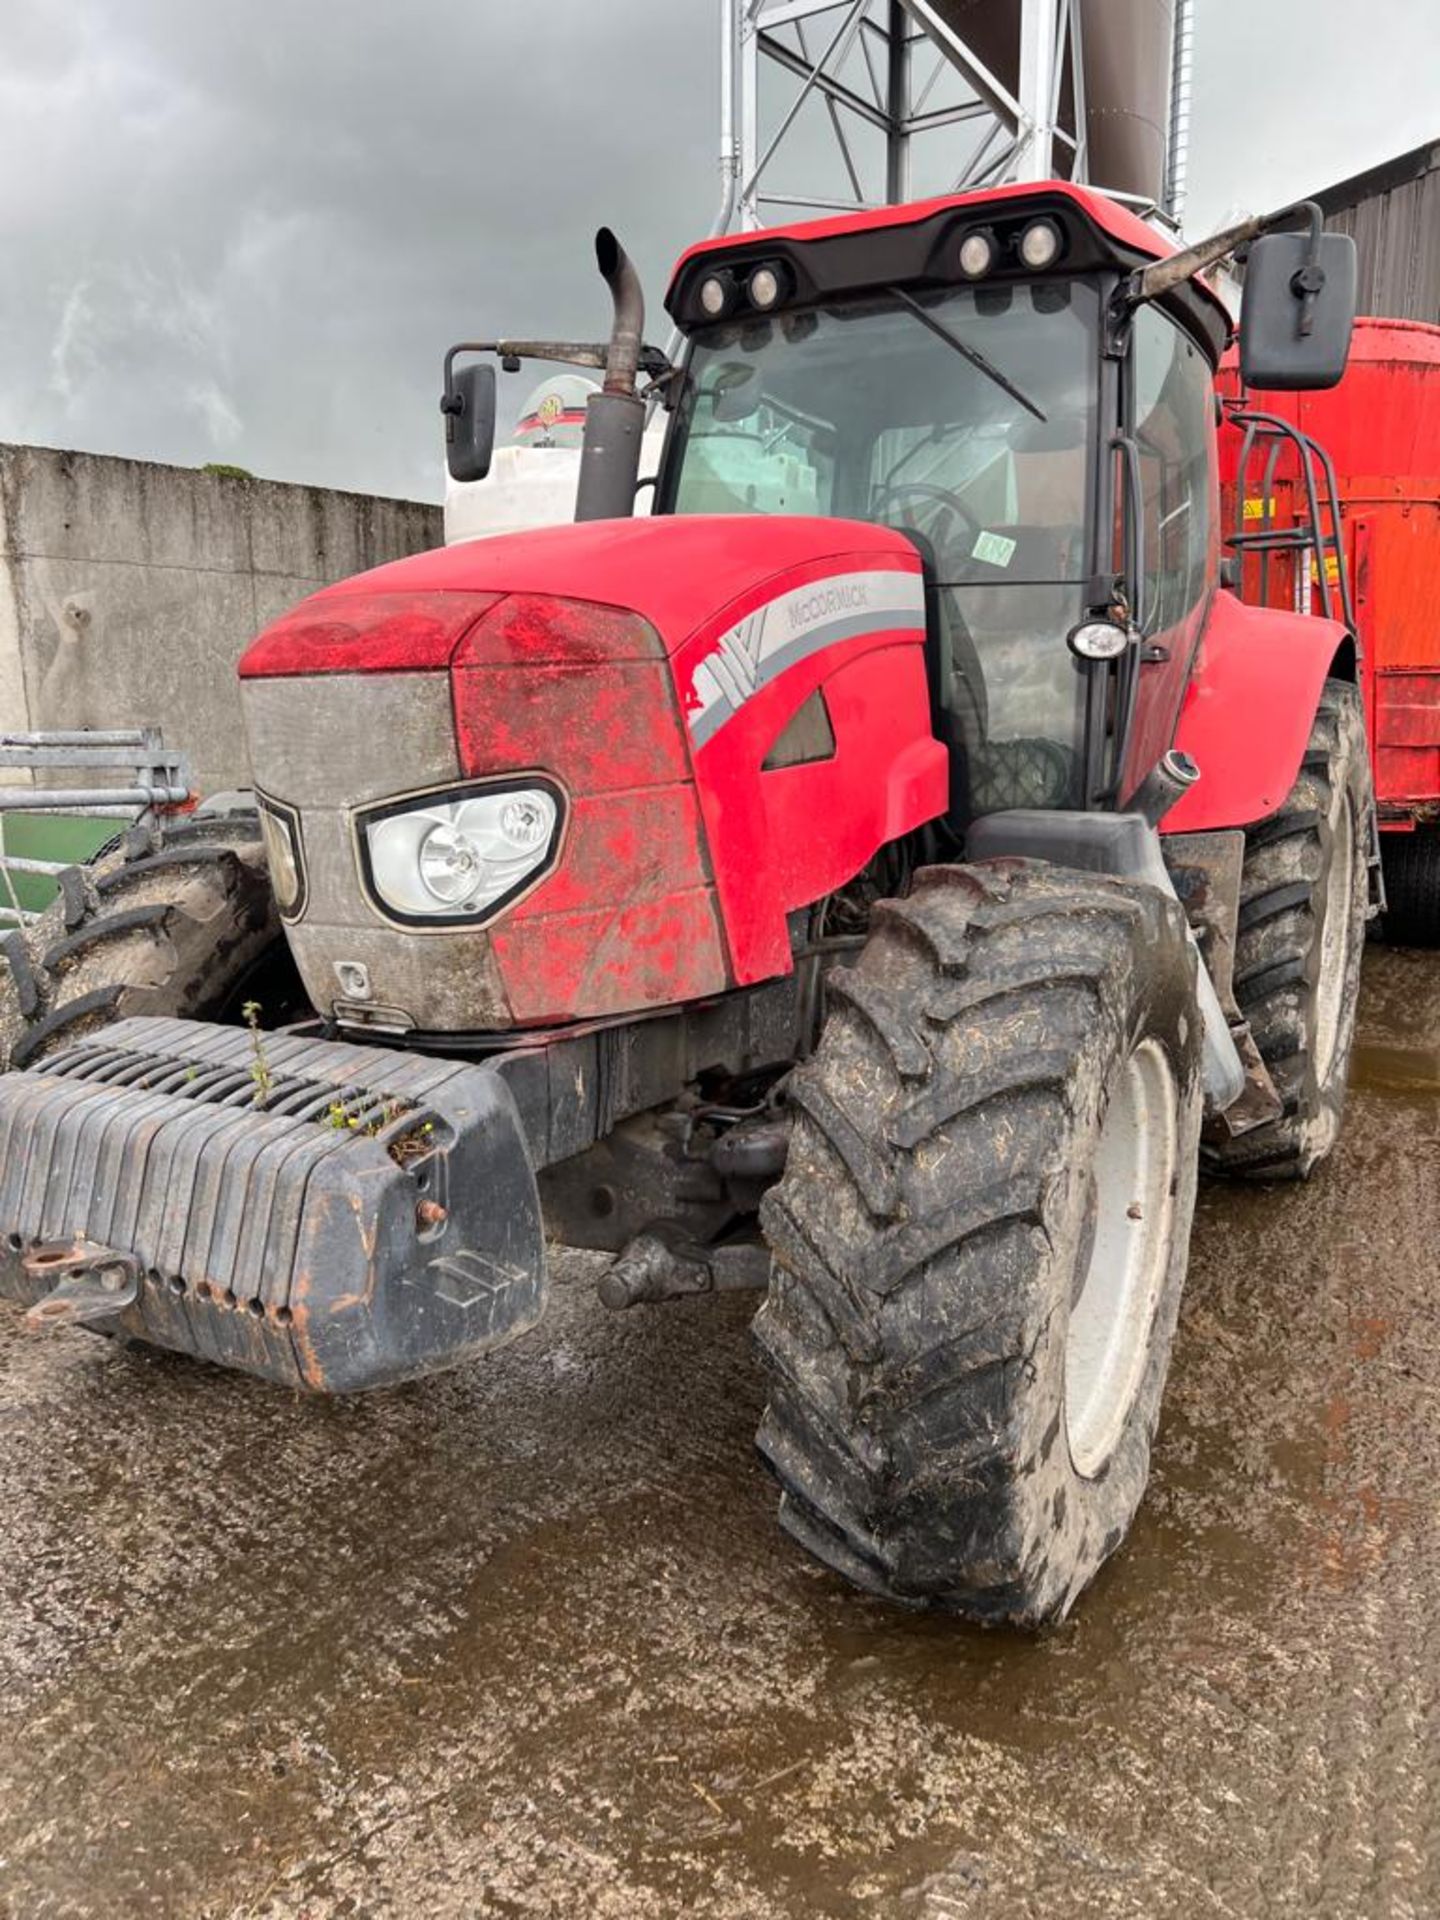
[
  {"xmin": 958, "ymin": 229, "xmax": 995, "ymax": 279},
  {"xmin": 256, "ymin": 793, "xmax": 306, "ymax": 918},
  {"xmin": 1067, "ymin": 618, "xmax": 1130, "ymax": 661},
  {"xmin": 358, "ymin": 780, "xmax": 563, "ymax": 926},
  {"xmin": 746, "ymin": 263, "xmax": 788, "ymax": 311},
  {"xmin": 1018, "ymin": 218, "xmax": 1063, "ymax": 270},
  {"xmin": 698, "ymin": 270, "xmax": 736, "ymax": 318}
]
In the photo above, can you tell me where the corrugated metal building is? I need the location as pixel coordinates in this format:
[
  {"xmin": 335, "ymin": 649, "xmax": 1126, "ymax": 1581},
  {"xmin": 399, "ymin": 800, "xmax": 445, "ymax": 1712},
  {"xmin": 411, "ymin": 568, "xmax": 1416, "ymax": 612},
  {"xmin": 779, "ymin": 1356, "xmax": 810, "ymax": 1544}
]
[{"xmin": 1316, "ymin": 139, "xmax": 1440, "ymax": 322}]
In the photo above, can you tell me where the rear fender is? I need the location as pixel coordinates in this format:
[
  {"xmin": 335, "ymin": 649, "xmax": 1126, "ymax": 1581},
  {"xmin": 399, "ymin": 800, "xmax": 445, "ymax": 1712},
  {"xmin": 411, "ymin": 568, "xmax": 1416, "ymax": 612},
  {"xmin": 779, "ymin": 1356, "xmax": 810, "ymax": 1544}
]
[{"xmin": 1164, "ymin": 593, "xmax": 1353, "ymax": 832}]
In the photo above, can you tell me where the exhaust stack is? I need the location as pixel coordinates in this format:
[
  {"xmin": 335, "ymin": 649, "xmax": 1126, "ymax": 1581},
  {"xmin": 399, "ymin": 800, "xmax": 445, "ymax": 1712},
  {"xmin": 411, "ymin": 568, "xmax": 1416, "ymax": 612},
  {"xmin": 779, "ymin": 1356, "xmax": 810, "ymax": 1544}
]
[{"xmin": 575, "ymin": 227, "xmax": 647, "ymax": 522}]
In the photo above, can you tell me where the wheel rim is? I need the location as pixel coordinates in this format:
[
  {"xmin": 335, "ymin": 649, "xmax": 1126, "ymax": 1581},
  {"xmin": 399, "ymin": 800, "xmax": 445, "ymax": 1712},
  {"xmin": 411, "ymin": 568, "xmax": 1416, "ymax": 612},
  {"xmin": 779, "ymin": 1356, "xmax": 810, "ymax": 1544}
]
[
  {"xmin": 1064, "ymin": 1039, "xmax": 1179, "ymax": 1479},
  {"xmin": 1314, "ymin": 789, "xmax": 1356, "ymax": 1082}
]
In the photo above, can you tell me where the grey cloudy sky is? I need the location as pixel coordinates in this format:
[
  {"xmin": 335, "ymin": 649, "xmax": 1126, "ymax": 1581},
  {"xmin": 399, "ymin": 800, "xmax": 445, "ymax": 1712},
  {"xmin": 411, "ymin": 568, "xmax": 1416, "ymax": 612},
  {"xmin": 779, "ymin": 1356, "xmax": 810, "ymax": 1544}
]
[{"xmin": 2, "ymin": 0, "xmax": 1435, "ymax": 503}]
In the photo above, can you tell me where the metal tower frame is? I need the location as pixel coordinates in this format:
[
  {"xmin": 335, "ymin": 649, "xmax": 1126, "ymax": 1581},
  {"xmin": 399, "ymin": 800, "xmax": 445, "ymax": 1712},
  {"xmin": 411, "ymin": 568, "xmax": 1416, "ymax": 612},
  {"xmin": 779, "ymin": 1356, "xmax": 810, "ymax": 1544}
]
[
  {"xmin": 719, "ymin": 0, "xmax": 1089, "ymax": 231},
  {"xmin": 710, "ymin": 0, "xmax": 1192, "ymax": 236}
]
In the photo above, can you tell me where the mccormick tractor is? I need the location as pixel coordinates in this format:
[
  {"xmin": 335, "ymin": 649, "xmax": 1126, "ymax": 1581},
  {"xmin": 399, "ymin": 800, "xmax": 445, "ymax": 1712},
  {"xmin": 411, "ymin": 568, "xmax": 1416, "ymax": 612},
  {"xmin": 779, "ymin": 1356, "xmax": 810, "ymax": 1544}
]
[{"xmin": 0, "ymin": 183, "xmax": 1369, "ymax": 1625}]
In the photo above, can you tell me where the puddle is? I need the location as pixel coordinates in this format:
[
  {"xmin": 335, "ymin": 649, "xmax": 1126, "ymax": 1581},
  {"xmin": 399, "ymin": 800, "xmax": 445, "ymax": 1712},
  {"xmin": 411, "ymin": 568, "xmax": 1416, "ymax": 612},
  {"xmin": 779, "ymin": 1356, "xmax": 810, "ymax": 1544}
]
[{"xmin": 1348, "ymin": 1040, "xmax": 1440, "ymax": 1094}]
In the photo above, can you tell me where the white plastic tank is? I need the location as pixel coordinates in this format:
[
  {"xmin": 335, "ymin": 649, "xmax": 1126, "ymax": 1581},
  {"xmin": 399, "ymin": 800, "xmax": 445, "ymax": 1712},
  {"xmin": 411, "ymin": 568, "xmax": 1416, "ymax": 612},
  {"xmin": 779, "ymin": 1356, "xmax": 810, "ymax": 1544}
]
[{"xmin": 444, "ymin": 372, "xmax": 667, "ymax": 544}]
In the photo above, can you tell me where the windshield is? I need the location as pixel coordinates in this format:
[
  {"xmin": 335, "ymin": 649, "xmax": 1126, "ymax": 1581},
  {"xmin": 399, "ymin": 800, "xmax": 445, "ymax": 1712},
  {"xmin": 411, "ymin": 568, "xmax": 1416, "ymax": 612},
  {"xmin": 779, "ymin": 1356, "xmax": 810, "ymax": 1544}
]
[{"xmin": 662, "ymin": 280, "xmax": 1101, "ymax": 817}]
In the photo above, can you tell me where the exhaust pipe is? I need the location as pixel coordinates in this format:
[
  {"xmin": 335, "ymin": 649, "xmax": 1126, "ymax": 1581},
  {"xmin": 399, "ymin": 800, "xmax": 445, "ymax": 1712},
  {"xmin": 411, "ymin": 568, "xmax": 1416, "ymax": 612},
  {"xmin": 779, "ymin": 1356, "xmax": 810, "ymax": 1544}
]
[
  {"xmin": 595, "ymin": 227, "xmax": 644, "ymax": 395},
  {"xmin": 575, "ymin": 226, "xmax": 648, "ymax": 522},
  {"xmin": 1131, "ymin": 748, "xmax": 1201, "ymax": 826}
]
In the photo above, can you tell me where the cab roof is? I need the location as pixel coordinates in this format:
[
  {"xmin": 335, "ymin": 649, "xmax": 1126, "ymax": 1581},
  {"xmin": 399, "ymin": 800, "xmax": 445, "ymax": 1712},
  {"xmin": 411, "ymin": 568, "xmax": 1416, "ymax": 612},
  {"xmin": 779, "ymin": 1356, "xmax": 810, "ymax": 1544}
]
[{"xmin": 665, "ymin": 180, "xmax": 1233, "ymax": 366}]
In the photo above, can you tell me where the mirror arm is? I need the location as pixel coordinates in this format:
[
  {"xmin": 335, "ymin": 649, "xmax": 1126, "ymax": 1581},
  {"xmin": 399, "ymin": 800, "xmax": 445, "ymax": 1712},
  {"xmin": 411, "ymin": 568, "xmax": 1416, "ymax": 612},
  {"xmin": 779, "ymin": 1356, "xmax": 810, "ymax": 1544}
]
[
  {"xmin": 1116, "ymin": 199, "xmax": 1328, "ymax": 312},
  {"xmin": 442, "ymin": 340, "xmax": 673, "ymax": 387},
  {"xmin": 1286, "ymin": 203, "xmax": 1328, "ymax": 337}
]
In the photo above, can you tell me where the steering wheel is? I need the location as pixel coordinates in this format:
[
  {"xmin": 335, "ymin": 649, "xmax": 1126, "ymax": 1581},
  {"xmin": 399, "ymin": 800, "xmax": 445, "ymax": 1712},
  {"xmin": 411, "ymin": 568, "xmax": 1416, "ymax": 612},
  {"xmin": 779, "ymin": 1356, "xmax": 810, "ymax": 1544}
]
[{"xmin": 871, "ymin": 480, "xmax": 983, "ymax": 563}]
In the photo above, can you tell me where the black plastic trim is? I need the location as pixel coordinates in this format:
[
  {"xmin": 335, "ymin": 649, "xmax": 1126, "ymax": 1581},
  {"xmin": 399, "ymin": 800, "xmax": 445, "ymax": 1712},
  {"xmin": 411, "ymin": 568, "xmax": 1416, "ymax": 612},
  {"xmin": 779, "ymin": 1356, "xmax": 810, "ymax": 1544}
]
[
  {"xmin": 665, "ymin": 190, "xmax": 1229, "ymax": 367},
  {"xmin": 254, "ymin": 790, "xmax": 308, "ymax": 923}
]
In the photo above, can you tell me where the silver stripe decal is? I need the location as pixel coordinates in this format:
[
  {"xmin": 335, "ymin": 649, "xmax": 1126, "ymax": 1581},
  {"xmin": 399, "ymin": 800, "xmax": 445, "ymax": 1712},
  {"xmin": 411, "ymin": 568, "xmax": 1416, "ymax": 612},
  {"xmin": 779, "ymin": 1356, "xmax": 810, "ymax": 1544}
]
[{"xmin": 686, "ymin": 568, "xmax": 926, "ymax": 748}]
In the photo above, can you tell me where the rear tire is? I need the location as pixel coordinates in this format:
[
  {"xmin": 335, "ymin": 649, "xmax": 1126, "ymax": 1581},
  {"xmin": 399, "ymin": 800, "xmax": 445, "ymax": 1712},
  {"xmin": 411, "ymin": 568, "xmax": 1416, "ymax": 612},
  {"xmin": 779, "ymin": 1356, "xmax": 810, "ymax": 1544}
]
[
  {"xmin": 1205, "ymin": 679, "xmax": 1370, "ymax": 1181},
  {"xmin": 1380, "ymin": 826, "xmax": 1440, "ymax": 947},
  {"xmin": 0, "ymin": 808, "xmax": 300, "ymax": 1073},
  {"xmin": 754, "ymin": 860, "xmax": 1203, "ymax": 1627}
]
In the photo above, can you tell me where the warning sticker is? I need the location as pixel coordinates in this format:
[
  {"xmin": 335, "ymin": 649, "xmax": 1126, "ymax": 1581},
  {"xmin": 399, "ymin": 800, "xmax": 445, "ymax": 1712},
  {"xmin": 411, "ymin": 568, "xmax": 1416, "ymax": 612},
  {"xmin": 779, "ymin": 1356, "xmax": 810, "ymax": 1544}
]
[{"xmin": 972, "ymin": 530, "xmax": 1017, "ymax": 567}]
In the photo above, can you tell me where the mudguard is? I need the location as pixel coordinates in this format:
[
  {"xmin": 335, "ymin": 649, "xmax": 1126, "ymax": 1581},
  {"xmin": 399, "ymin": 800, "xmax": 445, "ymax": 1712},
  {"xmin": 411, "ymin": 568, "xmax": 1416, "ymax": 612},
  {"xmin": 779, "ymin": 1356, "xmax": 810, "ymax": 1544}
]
[{"xmin": 1165, "ymin": 591, "xmax": 1352, "ymax": 832}]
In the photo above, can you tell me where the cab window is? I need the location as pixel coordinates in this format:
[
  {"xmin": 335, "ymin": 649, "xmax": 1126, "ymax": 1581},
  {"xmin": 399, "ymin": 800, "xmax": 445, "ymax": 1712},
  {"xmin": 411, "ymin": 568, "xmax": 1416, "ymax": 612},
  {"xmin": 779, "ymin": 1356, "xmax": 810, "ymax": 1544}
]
[{"xmin": 1130, "ymin": 305, "xmax": 1214, "ymax": 634}]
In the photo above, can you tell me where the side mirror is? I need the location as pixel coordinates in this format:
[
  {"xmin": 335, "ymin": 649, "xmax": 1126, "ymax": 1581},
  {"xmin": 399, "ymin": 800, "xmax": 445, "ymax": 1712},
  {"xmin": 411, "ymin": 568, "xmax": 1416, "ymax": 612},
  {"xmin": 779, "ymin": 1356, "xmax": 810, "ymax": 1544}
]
[
  {"xmin": 441, "ymin": 358, "xmax": 497, "ymax": 482},
  {"xmin": 1240, "ymin": 229, "xmax": 1357, "ymax": 391}
]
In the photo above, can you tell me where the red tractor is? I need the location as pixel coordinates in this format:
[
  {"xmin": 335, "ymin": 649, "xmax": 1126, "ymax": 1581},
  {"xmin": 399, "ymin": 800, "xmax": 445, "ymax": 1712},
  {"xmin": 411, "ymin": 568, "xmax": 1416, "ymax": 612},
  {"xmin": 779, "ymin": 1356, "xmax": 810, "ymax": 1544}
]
[{"xmin": 0, "ymin": 183, "xmax": 1370, "ymax": 1624}]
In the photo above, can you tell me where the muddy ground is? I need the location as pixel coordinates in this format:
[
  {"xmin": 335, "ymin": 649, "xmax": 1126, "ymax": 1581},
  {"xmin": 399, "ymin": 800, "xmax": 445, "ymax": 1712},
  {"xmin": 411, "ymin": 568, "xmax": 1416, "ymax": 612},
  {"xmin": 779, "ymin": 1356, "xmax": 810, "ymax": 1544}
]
[{"xmin": 0, "ymin": 945, "xmax": 1437, "ymax": 1919}]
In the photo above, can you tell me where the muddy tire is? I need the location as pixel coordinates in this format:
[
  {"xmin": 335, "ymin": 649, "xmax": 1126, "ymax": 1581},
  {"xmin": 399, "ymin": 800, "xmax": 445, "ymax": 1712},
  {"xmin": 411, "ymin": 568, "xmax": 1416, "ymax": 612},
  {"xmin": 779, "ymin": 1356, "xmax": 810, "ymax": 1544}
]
[
  {"xmin": 1205, "ymin": 680, "xmax": 1370, "ymax": 1181},
  {"xmin": 0, "ymin": 808, "xmax": 298, "ymax": 1074},
  {"xmin": 1380, "ymin": 826, "xmax": 1440, "ymax": 947},
  {"xmin": 754, "ymin": 861, "xmax": 1203, "ymax": 1626}
]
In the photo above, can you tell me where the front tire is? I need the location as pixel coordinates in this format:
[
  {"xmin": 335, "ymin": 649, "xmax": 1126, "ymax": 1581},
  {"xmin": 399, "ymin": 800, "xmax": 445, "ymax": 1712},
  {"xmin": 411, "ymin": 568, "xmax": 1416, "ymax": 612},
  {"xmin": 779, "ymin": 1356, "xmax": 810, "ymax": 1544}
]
[
  {"xmin": 754, "ymin": 860, "xmax": 1203, "ymax": 1627},
  {"xmin": 1205, "ymin": 679, "xmax": 1370, "ymax": 1180},
  {"xmin": 0, "ymin": 808, "xmax": 299, "ymax": 1073}
]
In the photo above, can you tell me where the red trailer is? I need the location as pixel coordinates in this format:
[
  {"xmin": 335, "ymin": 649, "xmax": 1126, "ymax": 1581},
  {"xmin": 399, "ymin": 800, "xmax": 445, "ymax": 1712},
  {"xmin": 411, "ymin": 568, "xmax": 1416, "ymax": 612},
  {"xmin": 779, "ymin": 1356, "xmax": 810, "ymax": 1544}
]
[{"xmin": 1220, "ymin": 317, "xmax": 1440, "ymax": 939}]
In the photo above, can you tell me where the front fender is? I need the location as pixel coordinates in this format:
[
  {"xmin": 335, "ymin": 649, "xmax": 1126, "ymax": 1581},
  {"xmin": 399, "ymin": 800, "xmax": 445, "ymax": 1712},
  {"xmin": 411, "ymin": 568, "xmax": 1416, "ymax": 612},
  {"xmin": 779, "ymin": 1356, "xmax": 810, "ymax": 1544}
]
[{"xmin": 1164, "ymin": 592, "xmax": 1352, "ymax": 832}]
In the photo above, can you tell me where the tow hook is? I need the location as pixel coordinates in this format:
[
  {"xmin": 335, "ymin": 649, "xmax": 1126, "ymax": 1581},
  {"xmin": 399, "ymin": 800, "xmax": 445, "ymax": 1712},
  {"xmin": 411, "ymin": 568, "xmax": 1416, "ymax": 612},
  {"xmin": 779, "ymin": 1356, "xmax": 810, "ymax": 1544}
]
[
  {"xmin": 21, "ymin": 1241, "xmax": 141, "ymax": 1329},
  {"xmin": 597, "ymin": 1226, "xmax": 770, "ymax": 1310}
]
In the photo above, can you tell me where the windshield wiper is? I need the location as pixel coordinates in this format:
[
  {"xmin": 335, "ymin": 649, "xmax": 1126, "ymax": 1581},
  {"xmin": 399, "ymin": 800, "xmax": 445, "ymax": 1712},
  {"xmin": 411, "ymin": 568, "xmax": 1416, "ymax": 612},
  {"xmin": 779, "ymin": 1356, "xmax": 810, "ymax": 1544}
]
[{"xmin": 885, "ymin": 286, "xmax": 1047, "ymax": 423}]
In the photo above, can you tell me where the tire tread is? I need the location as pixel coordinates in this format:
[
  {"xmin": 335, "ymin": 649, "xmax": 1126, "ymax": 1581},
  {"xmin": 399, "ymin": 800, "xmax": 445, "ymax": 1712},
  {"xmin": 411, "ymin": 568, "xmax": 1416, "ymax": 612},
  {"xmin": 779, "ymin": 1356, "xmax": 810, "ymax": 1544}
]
[
  {"xmin": 0, "ymin": 811, "xmax": 292, "ymax": 1075},
  {"xmin": 755, "ymin": 860, "xmax": 1203, "ymax": 1625},
  {"xmin": 1206, "ymin": 679, "xmax": 1369, "ymax": 1180}
]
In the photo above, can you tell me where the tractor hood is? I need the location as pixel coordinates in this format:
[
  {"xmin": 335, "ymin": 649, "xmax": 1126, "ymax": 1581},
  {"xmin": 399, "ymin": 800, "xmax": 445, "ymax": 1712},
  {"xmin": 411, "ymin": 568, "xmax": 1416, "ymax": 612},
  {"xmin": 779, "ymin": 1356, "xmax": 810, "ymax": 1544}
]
[
  {"xmin": 237, "ymin": 515, "xmax": 945, "ymax": 1035},
  {"xmin": 239, "ymin": 514, "xmax": 926, "ymax": 677}
]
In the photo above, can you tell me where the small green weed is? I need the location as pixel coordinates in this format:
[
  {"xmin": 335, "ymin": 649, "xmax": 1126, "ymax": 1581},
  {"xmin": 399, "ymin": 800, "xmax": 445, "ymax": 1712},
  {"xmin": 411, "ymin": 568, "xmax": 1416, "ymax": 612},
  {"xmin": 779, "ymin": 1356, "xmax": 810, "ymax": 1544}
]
[{"xmin": 242, "ymin": 1001, "xmax": 273, "ymax": 1108}]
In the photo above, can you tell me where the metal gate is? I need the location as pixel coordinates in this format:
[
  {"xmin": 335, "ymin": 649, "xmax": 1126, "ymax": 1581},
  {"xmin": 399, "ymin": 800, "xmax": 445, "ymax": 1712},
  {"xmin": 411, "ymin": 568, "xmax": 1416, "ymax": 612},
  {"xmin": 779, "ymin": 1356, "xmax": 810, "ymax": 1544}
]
[{"xmin": 0, "ymin": 729, "xmax": 190, "ymax": 928}]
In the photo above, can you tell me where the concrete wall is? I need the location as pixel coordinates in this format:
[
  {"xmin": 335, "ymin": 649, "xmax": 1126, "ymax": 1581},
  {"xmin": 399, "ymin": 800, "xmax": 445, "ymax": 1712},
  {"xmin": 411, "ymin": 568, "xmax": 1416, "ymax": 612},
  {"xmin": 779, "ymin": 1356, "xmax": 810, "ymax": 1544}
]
[{"xmin": 0, "ymin": 444, "xmax": 442, "ymax": 793}]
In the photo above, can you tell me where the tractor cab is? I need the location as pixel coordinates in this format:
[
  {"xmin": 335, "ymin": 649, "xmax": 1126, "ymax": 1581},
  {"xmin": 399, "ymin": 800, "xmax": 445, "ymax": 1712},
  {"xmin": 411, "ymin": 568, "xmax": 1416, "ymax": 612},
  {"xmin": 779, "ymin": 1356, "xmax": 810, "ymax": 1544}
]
[
  {"xmin": 439, "ymin": 181, "xmax": 1355, "ymax": 844},
  {"xmin": 657, "ymin": 185, "xmax": 1229, "ymax": 822}
]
